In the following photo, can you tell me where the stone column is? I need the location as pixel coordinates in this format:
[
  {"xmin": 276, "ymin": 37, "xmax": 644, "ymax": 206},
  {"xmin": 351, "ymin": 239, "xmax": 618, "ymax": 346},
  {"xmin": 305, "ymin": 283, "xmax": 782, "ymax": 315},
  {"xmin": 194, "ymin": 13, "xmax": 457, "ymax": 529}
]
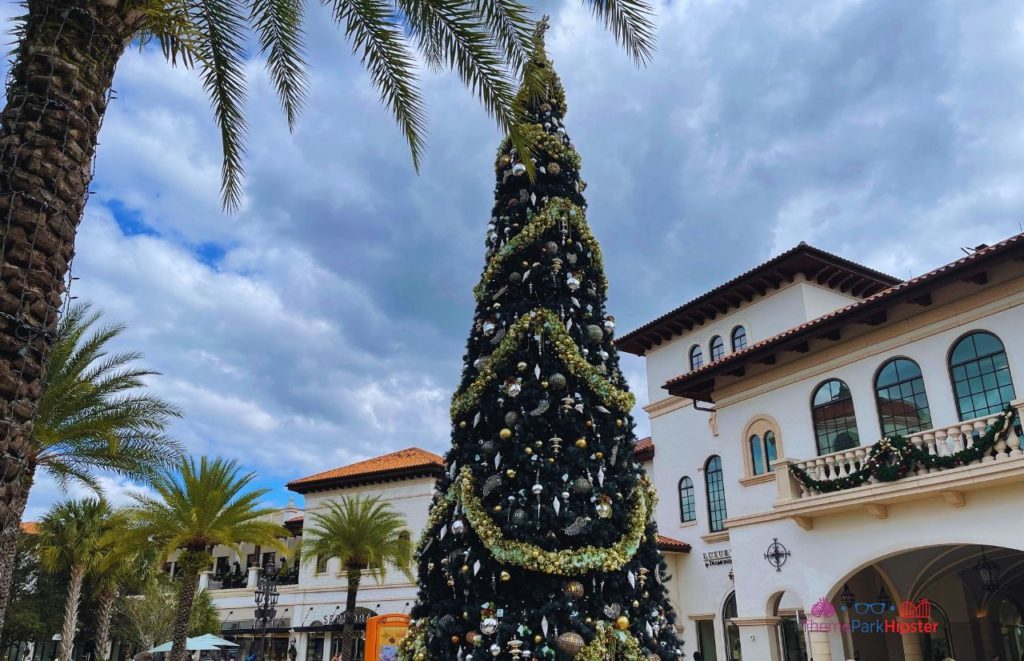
[
  {"xmin": 198, "ymin": 570, "xmax": 211, "ymax": 592},
  {"xmin": 247, "ymin": 565, "xmax": 260, "ymax": 588},
  {"xmin": 806, "ymin": 617, "xmax": 834, "ymax": 661},
  {"xmin": 322, "ymin": 633, "xmax": 333, "ymax": 661},
  {"xmin": 731, "ymin": 617, "xmax": 782, "ymax": 661},
  {"xmin": 978, "ymin": 614, "xmax": 995, "ymax": 660},
  {"xmin": 900, "ymin": 630, "xmax": 924, "ymax": 661}
]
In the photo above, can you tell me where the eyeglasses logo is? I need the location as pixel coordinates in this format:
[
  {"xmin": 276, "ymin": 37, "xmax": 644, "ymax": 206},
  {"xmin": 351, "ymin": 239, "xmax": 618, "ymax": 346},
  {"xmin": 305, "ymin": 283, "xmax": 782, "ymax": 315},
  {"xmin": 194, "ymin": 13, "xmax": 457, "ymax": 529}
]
[{"xmin": 804, "ymin": 598, "xmax": 941, "ymax": 635}]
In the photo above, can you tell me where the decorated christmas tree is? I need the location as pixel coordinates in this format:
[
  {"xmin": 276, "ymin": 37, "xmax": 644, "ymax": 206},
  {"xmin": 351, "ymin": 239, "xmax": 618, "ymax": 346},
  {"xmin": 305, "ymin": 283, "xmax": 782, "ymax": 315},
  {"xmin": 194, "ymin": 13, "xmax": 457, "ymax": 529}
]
[{"xmin": 402, "ymin": 19, "xmax": 683, "ymax": 661}]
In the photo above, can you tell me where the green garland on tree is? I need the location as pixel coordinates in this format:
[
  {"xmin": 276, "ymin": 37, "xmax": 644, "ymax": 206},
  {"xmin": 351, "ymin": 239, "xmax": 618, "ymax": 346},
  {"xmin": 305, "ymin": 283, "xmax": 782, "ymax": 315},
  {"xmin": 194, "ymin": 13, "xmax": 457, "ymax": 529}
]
[{"xmin": 790, "ymin": 407, "xmax": 1017, "ymax": 493}]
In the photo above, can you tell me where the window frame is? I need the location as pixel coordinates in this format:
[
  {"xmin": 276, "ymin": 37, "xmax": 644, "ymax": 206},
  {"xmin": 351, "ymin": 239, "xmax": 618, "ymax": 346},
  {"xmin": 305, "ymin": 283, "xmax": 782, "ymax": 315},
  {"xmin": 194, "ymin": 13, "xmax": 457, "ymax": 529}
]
[
  {"xmin": 689, "ymin": 344, "xmax": 704, "ymax": 371},
  {"xmin": 873, "ymin": 356, "xmax": 932, "ymax": 437},
  {"xmin": 709, "ymin": 335, "xmax": 725, "ymax": 362},
  {"xmin": 947, "ymin": 330, "xmax": 1016, "ymax": 421},
  {"xmin": 678, "ymin": 476, "xmax": 696, "ymax": 523},
  {"xmin": 811, "ymin": 378, "xmax": 860, "ymax": 456},
  {"xmin": 731, "ymin": 325, "xmax": 748, "ymax": 352},
  {"xmin": 741, "ymin": 416, "xmax": 783, "ymax": 481},
  {"xmin": 704, "ymin": 455, "xmax": 728, "ymax": 533}
]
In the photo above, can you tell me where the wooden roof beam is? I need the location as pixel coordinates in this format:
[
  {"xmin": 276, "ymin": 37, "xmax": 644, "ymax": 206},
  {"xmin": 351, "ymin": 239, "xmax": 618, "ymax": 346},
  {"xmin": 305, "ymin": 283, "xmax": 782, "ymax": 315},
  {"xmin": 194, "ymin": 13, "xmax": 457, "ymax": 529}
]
[
  {"xmin": 758, "ymin": 354, "xmax": 777, "ymax": 365},
  {"xmin": 858, "ymin": 310, "xmax": 888, "ymax": 326},
  {"xmin": 962, "ymin": 270, "xmax": 988, "ymax": 285},
  {"xmin": 818, "ymin": 328, "xmax": 841, "ymax": 341},
  {"xmin": 908, "ymin": 293, "xmax": 933, "ymax": 306}
]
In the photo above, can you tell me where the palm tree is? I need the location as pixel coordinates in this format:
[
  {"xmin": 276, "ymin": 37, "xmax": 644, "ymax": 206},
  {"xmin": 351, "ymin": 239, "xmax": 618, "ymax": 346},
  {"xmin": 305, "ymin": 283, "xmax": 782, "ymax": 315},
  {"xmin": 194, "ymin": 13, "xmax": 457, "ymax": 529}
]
[
  {"xmin": 0, "ymin": 302, "xmax": 182, "ymax": 629},
  {"xmin": 93, "ymin": 539, "xmax": 158, "ymax": 661},
  {"xmin": 301, "ymin": 495, "xmax": 413, "ymax": 661},
  {"xmin": 36, "ymin": 498, "xmax": 121, "ymax": 661},
  {"xmin": 0, "ymin": 2, "xmax": 654, "ymax": 613},
  {"xmin": 126, "ymin": 456, "xmax": 288, "ymax": 661}
]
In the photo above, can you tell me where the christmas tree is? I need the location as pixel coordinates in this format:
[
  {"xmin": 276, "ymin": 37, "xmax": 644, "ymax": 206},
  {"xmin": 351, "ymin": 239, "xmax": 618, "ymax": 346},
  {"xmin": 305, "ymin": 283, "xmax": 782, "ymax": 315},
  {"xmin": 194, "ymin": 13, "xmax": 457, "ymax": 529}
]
[{"xmin": 402, "ymin": 19, "xmax": 683, "ymax": 661}]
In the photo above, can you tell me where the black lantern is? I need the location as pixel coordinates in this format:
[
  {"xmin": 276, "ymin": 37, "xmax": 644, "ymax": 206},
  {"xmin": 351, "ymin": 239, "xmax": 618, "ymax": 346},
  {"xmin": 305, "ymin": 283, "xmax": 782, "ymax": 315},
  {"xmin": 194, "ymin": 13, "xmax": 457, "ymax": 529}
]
[
  {"xmin": 840, "ymin": 584, "xmax": 856, "ymax": 609},
  {"xmin": 877, "ymin": 586, "xmax": 891, "ymax": 610},
  {"xmin": 253, "ymin": 561, "xmax": 280, "ymax": 661},
  {"xmin": 975, "ymin": 549, "xmax": 1000, "ymax": 592}
]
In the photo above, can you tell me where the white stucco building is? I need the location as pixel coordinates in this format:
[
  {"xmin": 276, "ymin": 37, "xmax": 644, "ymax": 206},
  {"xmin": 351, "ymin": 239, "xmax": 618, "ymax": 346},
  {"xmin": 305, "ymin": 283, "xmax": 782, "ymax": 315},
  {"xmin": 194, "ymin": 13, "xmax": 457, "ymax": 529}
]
[{"xmin": 616, "ymin": 234, "xmax": 1024, "ymax": 661}]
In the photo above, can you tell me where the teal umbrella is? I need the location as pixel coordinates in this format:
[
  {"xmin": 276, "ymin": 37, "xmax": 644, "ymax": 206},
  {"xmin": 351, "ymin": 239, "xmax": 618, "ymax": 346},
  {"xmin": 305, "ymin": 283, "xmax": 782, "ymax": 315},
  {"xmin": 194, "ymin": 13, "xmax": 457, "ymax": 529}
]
[{"xmin": 149, "ymin": 636, "xmax": 239, "ymax": 653}]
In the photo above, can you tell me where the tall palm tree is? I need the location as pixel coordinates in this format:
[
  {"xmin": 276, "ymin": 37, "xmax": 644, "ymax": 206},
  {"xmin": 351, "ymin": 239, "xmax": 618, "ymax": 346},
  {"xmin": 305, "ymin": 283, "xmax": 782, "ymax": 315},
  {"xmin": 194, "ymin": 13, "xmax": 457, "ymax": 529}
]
[
  {"xmin": 36, "ymin": 498, "xmax": 121, "ymax": 661},
  {"xmin": 93, "ymin": 540, "xmax": 158, "ymax": 661},
  {"xmin": 0, "ymin": 2, "xmax": 654, "ymax": 614},
  {"xmin": 301, "ymin": 495, "xmax": 413, "ymax": 661},
  {"xmin": 126, "ymin": 456, "xmax": 288, "ymax": 661},
  {"xmin": 0, "ymin": 302, "xmax": 182, "ymax": 629}
]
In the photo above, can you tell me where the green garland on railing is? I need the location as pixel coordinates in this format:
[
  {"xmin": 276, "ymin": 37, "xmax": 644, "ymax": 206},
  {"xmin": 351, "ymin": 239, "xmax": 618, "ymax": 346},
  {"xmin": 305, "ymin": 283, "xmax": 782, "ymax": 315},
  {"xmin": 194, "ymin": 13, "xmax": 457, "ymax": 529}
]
[{"xmin": 790, "ymin": 407, "xmax": 1017, "ymax": 494}]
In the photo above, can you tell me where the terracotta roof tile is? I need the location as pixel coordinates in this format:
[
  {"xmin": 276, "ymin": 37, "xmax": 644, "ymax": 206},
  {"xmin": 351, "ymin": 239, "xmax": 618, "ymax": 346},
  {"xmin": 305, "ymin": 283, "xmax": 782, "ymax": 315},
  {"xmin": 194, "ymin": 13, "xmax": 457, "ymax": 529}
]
[
  {"xmin": 657, "ymin": 535, "xmax": 691, "ymax": 553},
  {"xmin": 634, "ymin": 437, "xmax": 655, "ymax": 461},
  {"xmin": 665, "ymin": 233, "xmax": 1024, "ymax": 398},
  {"xmin": 288, "ymin": 447, "xmax": 444, "ymax": 490},
  {"xmin": 20, "ymin": 522, "xmax": 38, "ymax": 535}
]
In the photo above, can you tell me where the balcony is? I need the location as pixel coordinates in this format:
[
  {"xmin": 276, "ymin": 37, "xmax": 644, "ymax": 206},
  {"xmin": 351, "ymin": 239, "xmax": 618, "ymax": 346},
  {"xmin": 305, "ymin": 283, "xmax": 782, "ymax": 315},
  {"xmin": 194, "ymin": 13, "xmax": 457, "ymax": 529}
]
[{"xmin": 768, "ymin": 400, "xmax": 1024, "ymax": 530}]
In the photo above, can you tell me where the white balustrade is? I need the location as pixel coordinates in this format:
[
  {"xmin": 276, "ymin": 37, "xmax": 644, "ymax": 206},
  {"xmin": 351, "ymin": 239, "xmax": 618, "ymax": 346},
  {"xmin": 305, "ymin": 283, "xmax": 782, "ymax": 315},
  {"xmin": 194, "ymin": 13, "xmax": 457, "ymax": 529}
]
[{"xmin": 783, "ymin": 400, "xmax": 1024, "ymax": 499}]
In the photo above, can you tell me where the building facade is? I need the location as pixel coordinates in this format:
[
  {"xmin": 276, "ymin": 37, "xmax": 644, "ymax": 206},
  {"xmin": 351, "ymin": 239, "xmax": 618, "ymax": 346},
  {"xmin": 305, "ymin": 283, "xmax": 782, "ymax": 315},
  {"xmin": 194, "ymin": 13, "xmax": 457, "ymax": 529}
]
[{"xmin": 617, "ymin": 235, "xmax": 1024, "ymax": 661}]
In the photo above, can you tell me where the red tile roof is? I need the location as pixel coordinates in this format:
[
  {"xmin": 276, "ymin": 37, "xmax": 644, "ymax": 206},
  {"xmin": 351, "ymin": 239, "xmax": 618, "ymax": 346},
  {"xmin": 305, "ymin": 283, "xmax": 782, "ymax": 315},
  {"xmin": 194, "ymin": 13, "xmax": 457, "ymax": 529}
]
[
  {"xmin": 657, "ymin": 535, "xmax": 691, "ymax": 553},
  {"xmin": 20, "ymin": 522, "xmax": 38, "ymax": 535},
  {"xmin": 287, "ymin": 447, "xmax": 444, "ymax": 493},
  {"xmin": 634, "ymin": 437, "xmax": 655, "ymax": 461},
  {"xmin": 617, "ymin": 243, "xmax": 901, "ymax": 355},
  {"xmin": 665, "ymin": 234, "xmax": 1024, "ymax": 401}
]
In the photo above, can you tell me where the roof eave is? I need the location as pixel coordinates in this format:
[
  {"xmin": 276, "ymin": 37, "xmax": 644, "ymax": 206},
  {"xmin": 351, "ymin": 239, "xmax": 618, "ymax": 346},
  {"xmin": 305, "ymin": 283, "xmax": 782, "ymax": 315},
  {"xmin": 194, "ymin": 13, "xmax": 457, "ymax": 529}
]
[{"xmin": 286, "ymin": 465, "xmax": 445, "ymax": 495}]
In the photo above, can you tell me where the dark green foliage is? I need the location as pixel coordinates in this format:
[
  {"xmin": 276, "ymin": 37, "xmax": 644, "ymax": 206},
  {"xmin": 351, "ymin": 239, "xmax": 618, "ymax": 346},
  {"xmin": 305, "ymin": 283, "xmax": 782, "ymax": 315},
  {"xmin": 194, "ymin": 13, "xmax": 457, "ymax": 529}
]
[{"xmin": 0, "ymin": 535, "xmax": 65, "ymax": 648}]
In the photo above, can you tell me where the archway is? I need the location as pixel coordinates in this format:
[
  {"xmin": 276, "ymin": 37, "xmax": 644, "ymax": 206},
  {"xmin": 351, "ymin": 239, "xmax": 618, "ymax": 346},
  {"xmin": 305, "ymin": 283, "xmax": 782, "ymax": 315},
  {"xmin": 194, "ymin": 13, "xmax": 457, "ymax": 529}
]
[
  {"xmin": 767, "ymin": 590, "xmax": 809, "ymax": 661},
  {"xmin": 822, "ymin": 544, "xmax": 1024, "ymax": 661}
]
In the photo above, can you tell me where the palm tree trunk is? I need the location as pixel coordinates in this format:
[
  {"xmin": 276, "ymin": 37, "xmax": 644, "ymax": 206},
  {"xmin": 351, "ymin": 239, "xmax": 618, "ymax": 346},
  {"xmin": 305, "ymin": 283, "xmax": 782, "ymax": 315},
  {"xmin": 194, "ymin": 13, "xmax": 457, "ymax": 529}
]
[
  {"xmin": 0, "ymin": 0, "xmax": 134, "ymax": 612},
  {"xmin": 170, "ymin": 567, "xmax": 201, "ymax": 661},
  {"xmin": 95, "ymin": 584, "xmax": 119, "ymax": 661},
  {"xmin": 59, "ymin": 563, "xmax": 86, "ymax": 661},
  {"xmin": 0, "ymin": 486, "xmax": 29, "ymax": 631},
  {"xmin": 341, "ymin": 569, "xmax": 362, "ymax": 661}
]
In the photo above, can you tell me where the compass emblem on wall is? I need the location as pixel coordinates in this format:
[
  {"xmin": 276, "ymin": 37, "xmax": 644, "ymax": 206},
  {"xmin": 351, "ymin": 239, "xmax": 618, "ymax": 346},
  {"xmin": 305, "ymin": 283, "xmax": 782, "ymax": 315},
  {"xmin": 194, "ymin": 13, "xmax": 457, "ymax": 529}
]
[{"xmin": 764, "ymin": 538, "xmax": 791, "ymax": 572}]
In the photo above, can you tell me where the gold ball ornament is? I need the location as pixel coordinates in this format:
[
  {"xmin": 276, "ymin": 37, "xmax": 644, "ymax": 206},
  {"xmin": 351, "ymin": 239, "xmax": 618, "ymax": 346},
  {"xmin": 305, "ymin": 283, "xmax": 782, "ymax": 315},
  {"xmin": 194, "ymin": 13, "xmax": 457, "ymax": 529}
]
[
  {"xmin": 451, "ymin": 635, "xmax": 461, "ymax": 644},
  {"xmin": 541, "ymin": 380, "xmax": 549, "ymax": 389},
  {"xmin": 595, "ymin": 451, "xmax": 604, "ymax": 459},
  {"xmin": 556, "ymin": 632, "xmax": 585, "ymax": 656},
  {"xmin": 466, "ymin": 631, "xmax": 480, "ymax": 646},
  {"xmin": 499, "ymin": 428, "xmax": 513, "ymax": 440},
  {"xmin": 499, "ymin": 154, "xmax": 511, "ymax": 167},
  {"xmin": 415, "ymin": 653, "xmax": 426, "ymax": 661},
  {"xmin": 517, "ymin": 361, "xmax": 528, "ymax": 371},
  {"xmin": 500, "ymin": 570, "xmax": 511, "ymax": 581},
  {"xmin": 585, "ymin": 617, "xmax": 593, "ymax": 624},
  {"xmin": 548, "ymin": 457, "xmax": 555, "ymax": 464},
  {"xmin": 533, "ymin": 635, "xmax": 543, "ymax": 644},
  {"xmin": 632, "ymin": 600, "xmax": 640, "ymax": 608},
  {"xmin": 615, "ymin": 616, "xmax": 630, "ymax": 631},
  {"xmin": 616, "ymin": 418, "xmax": 624, "ymax": 428},
  {"xmin": 493, "ymin": 504, "xmax": 503, "ymax": 513},
  {"xmin": 459, "ymin": 420, "xmax": 467, "ymax": 429},
  {"xmin": 522, "ymin": 261, "xmax": 530, "ymax": 268},
  {"xmin": 585, "ymin": 420, "xmax": 593, "ymax": 428},
  {"xmin": 524, "ymin": 447, "xmax": 533, "ymax": 456},
  {"xmin": 575, "ymin": 438, "xmax": 587, "ymax": 449},
  {"xmin": 460, "ymin": 564, "xmax": 470, "ymax": 574},
  {"xmin": 506, "ymin": 469, "xmax": 517, "ymax": 478},
  {"xmin": 564, "ymin": 580, "xmax": 585, "ymax": 599},
  {"xmin": 548, "ymin": 162, "xmax": 561, "ymax": 175}
]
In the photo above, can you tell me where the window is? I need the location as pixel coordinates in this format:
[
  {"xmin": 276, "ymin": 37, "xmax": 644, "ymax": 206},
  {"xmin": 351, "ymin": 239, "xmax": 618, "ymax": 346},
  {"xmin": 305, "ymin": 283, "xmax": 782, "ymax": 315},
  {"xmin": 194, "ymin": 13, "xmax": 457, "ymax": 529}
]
[
  {"xmin": 678, "ymin": 477, "xmax": 696, "ymax": 523},
  {"xmin": 748, "ymin": 430, "xmax": 778, "ymax": 475},
  {"xmin": 731, "ymin": 325, "xmax": 748, "ymax": 352},
  {"xmin": 710, "ymin": 335, "xmax": 725, "ymax": 362},
  {"xmin": 704, "ymin": 456, "xmax": 728, "ymax": 532},
  {"xmin": 812, "ymin": 379, "xmax": 859, "ymax": 455},
  {"xmin": 949, "ymin": 331, "xmax": 1016, "ymax": 421},
  {"xmin": 689, "ymin": 345, "xmax": 704, "ymax": 371},
  {"xmin": 875, "ymin": 358, "xmax": 932, "ymax": 437},
  {"xmin": 316, "ymin": 554, "xmax": 328, "ymax": 573}
]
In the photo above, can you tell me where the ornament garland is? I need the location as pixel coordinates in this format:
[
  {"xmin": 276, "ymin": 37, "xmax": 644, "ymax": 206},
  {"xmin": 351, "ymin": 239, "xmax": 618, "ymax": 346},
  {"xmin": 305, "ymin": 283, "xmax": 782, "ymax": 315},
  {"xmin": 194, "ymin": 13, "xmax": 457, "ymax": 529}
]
[
  {"xmin": 494, "ymin": 123, "xmax": 583, "ymax": 173},
  {"xmin": 474, "ymin": 198, "xmax": 607, "ymax": 301},
  {"xmin": 574, "ymin": 621, "xmax": 645, "ymax": 661},
  {"xmin": 450, "ymin": 307, "xmax": 635, "ymax": 420},
  {"xmin": 790, "ymin": 407, "xmax": 1016, "ymax": 494},
  {"xmin": 456, "ymin": 467, "xmax": 653, "ymax": 575}
]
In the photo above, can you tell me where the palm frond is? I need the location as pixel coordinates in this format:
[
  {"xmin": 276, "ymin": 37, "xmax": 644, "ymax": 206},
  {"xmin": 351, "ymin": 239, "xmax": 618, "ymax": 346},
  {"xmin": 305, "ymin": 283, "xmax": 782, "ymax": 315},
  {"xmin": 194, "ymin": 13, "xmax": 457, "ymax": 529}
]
[
  {"xmin": 326, "ymin": 0, "xmax": 428, "ymax": 169},
  {"xmin": 582, "ymin": 0, "xmax": 656, "ymax": 65},
  {"xmin": 468, "ymin": 0, "xmax": 534, "ymax": 74},
  {"xmin": 249, "ymin": 0, "xmax": 309, "ymax": 128},
  {"xmin": 193, "ymin": 0, "xmax": 250, "ymax": 211}
]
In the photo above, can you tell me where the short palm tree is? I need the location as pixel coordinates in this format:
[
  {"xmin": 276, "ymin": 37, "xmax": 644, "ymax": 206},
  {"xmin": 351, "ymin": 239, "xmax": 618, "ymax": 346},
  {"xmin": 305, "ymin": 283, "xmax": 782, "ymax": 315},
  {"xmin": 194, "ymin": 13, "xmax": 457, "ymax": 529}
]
[
  {"xmin": 93, "ymin": 541, "xmax": 158, "ymax": 661},
  {"xmin": 0, "ymin": 302, "xmax": 182, "ymax": 630},
  {"xmin": 127, "ymin": 456, "xmax": 288, "ymax": 661},
  {"xmin": 301, "ymin": 495, "xmax": 413, "ymax": 661},
  {"xmin": 37, "ymin": 498, "xmax": 121, "ymax": 661}
]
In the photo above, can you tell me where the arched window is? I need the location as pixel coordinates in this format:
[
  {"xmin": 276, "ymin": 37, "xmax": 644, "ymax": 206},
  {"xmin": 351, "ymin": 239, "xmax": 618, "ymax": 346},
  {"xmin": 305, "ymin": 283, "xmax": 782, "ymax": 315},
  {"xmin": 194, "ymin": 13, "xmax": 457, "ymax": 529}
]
[
  {"xmin": 748, "ymin": 431, "xmax": 778, "ymax": 475},
  {"xmin": 731, "ymin": 325, "xmax": 748, "ymax": 352},
  {"xmin": 723, "ymin": 592, "xmax": 741, "ymax": 659},
  {"xmin": 678, "ymin": 477, "xmax": 696, "ymax": 523},
  {"xmin": 875, "ymin": 358, "xmax": 932, "ymax": 437},
  {"xmin": 689, "ymin": 345, "xmax": 704, "ymax": 371},
  {"xmin": 949, "ymin": 331, "xmax": 1016, "ymax": 421},
  {"xmin": 704, "ymin": 456, "xmax": 728, "ymax": 532},
  {"xmin": 709, "ymin": 336, "xmax": 725, "ymax": 362},
  {"xmin": 812, "ymin": 379, "xmax": 859, "ymax": 455}
]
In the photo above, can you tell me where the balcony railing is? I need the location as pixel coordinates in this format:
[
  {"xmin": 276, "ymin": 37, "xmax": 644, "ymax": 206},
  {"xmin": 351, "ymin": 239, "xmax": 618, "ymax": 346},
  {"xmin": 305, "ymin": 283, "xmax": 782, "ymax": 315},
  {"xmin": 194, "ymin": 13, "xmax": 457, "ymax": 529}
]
[
  {"xmin": 774, "ymin": 400, "xmax": 1024, "ymax": 506},
  {"xmin": 209, "ymin": 572, "xmax": 248, "ymax": 590}
]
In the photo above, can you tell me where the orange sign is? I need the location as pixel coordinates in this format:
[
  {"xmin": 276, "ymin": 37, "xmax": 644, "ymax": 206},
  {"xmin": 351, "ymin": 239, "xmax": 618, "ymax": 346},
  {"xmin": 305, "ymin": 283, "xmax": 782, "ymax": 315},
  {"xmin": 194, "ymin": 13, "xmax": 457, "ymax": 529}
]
[{"xmin": 364, "ymin": 614, "xmax": 410, "ymax": 661}]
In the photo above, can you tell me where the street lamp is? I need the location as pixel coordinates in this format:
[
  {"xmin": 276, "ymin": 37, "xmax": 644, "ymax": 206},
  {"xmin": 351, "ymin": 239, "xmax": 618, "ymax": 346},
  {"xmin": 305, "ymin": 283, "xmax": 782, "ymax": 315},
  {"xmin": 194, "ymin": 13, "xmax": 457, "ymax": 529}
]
[
  {"xmin": 840, "ymin": 584, "xmax": 856, "ymax": 609},
  {"xmin": 254, "ymin": 560, "xmax": 280, "ymax": 661},
  {"xmin": 975, "ymin": 548, "xmax": 1000, "ymax": 592}
]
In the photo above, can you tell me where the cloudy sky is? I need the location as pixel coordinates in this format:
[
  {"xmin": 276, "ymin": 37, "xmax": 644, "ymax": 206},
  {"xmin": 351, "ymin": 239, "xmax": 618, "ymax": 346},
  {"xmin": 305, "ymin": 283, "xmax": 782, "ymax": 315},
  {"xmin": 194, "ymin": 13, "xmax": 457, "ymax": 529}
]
[{"xmin": 7, "ymin": 0, "xmax": 1024, "ymax": 518}]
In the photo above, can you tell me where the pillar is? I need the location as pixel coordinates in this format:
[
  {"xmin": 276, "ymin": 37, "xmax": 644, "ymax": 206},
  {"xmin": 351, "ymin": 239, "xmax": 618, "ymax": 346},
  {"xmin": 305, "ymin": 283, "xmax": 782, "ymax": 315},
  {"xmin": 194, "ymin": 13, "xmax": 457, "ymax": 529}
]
[
  {"xmin": 247, "ymin": 565, "xmax": 260, "ymax": 588},
  {"xmin": 322, "ymin": 633, "xmax": 332, "ymax": 661},
  {"xmin": 900, "ymin": 630, "xmax": 924, "ymax": 661},
  {"xmin": 978, "ymin": 614, "xmax": 995, "ymax": 660},
  {"xmin": 731, "ymin": 617, "xmax": 782, "ymax": 661},
  {"xmin": 198, "ymin": 570, "xmax": 211, "ymax": 592},
  {"xmin": 806, "ymin": 617, "xmax": 834, "ymax": 661}
]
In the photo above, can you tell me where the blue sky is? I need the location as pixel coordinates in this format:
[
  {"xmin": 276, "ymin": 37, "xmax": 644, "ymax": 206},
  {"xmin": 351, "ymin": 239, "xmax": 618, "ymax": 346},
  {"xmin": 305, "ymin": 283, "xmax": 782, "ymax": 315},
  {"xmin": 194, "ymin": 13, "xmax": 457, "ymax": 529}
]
[{"xmin": 5, "ymin": 0, "xmax": 1024, "ymax": 517}]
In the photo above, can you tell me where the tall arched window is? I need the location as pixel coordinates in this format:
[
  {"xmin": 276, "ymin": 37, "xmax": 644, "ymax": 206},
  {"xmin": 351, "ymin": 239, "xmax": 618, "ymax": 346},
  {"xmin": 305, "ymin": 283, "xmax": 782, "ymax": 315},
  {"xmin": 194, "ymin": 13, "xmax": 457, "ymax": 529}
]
[
  {"xmin": 723, "ymin": 592, "xmax": 741, "ymax": 660},
  {"xmin": 704, "ymin": 456, "xmax": 727, "ymax": 532},
  {"xmin": 709, "ymin": 335, "xmax": 725, "ymax": 362},
  {"xmin": 812, "ymin": 379, "xmax": 859, "ymax": 455},
  {"xmin": 949, "ymin": 331, "xmax": 1016, "ymax": 421},
  {"xmin": 749, "ymin": 431, "xmax": 778, "ymax": 475},
  {"xmin": 689, "ymin": 345, "xmax": 704, "ymax": 371},
  {"xmin": 875, "ymin": 358, "xmax": 932, "ymax": 436},
  {"xmin": 731, "ymin": 325, "xmax": 748, "ymax": 352},
  {"xmin": 678, "ymin": 477, "xmax": 696, "ymax": 523}
]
